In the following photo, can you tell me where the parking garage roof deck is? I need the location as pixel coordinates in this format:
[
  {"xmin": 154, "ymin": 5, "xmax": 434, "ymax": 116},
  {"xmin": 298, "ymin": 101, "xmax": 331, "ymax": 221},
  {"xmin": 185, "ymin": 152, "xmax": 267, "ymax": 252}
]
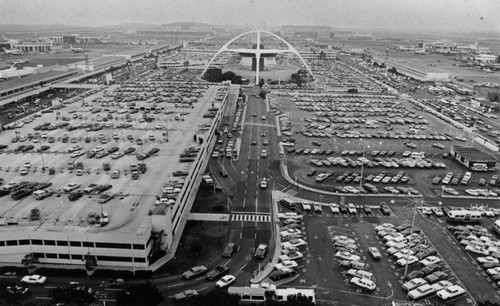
[{"xmin": 0, "ymin": 82, "xmax": 224, "ymax": 236}]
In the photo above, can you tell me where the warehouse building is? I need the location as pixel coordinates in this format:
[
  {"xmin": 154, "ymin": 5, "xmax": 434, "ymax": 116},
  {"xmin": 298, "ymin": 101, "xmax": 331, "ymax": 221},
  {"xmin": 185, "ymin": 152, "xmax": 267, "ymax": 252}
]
[{"xmin": 450, "ymin": 145, "xmax": 497, "ymax": 171}]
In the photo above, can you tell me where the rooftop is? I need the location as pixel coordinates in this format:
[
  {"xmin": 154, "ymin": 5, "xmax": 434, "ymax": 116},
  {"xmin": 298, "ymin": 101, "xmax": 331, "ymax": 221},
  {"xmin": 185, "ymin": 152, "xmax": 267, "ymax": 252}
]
[
  {"xmin": 0, "ymin": 76, "xmax": 225, "ymax": 238},
  {"xmin": 452, "ymin": 145, "xmax": 498, "ymax": 162}
]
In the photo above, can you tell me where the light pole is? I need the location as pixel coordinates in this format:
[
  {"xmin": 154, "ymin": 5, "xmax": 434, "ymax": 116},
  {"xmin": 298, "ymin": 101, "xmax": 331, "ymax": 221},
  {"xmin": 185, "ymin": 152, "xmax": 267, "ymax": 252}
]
[
  {"xmin": 359, "ymin": 139, "xmax": 369, "ymax": 188},
  {"xmin": 403, "ymin": 197, "xmax": 423, "ymax": 279}
]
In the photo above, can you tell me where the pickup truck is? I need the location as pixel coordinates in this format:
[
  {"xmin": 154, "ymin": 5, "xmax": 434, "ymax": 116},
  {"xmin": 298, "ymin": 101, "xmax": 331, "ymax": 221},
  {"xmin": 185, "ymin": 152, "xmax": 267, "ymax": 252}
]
[{"xmin": 205, "ymin": 265, "xmax": 229, "ymax": 281}]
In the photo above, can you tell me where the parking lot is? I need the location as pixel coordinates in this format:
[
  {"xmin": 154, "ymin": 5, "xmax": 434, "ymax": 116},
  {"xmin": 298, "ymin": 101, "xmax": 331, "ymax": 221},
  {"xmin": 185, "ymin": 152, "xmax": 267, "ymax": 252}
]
[{"xmin": 275, "ymin": 195, "xmax": 500, "ymax": 305}]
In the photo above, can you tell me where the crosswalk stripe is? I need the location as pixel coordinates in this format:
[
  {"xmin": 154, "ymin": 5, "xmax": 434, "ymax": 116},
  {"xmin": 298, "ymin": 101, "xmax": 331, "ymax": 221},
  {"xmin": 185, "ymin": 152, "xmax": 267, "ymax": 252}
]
[{"xmin": 232, "ymin": 214, "xmax": 271, "ymax": 223}]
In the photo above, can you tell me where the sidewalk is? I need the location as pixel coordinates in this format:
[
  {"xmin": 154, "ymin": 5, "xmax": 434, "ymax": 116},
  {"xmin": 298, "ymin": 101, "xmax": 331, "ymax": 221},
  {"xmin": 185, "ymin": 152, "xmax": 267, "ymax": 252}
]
[{"xmin": 250, "ymin": 190, "xmax": 280, "ymax": 284}]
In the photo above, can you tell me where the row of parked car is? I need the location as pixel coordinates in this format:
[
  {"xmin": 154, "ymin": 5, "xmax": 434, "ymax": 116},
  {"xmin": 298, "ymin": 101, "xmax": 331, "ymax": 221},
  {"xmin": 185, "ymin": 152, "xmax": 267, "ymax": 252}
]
[
  {"xmin": 448, "ymin": 224, "xmax": 500, "ymax": 288},
  {"xmin": 304, "ymin": 154, "xmax": 447, "ymax": 170},
  {"xmin": 376, "ymin": 223, "xmax": 466, "ymax": 302},
  {"xmin": 329, "ymin": 230, "xmax": 377, "ymax": 292},
  {"xmin": 272, "ymin": 212, "xmax": 308, "ymax": 282}
]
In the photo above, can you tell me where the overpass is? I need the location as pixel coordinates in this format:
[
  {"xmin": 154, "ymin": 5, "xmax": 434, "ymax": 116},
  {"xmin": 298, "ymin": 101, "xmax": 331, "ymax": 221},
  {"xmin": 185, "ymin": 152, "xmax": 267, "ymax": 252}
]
[{"xmin": 49, "ymin": 83, "xmax": 102, "ymax": 90}]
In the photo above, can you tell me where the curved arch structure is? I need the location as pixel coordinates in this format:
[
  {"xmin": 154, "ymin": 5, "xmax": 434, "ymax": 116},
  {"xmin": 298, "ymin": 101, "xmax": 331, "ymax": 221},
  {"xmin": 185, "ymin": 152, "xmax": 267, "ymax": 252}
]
[{"xmin": 201, "ymin": 30, "xmax": 314, "ymax": 84}]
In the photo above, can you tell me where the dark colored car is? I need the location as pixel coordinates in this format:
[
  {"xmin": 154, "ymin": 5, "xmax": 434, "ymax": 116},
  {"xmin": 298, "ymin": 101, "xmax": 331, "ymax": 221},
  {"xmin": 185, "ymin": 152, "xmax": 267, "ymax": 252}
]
[
  {"xmin": 205, "ymin": 266, "xmax": 230, "ymax": 281},
  {"xmin": 11, "ymin": 189, "xmax": 32, "ymax": 200},
  {"xmin": 222, "ymin": 242, "xmax": 239, "ymax": 257},
  {"xmin": 124, "ymin": 147, "xmax": 136, "ymax": 154},
  {"xmin": 68, "ymin": 191, "xmax": 84, "ymax": 201},
  {"xmin": 107, "ymin": 146, "xmax": 119, "ymax": 154}
]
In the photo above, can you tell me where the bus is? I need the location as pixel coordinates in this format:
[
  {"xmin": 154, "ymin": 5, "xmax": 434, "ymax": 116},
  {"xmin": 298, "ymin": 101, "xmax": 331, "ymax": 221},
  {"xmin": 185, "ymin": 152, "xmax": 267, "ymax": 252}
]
[{"xmin": 445, "ymin": 208, "xmax": 483, "ymax": 223}]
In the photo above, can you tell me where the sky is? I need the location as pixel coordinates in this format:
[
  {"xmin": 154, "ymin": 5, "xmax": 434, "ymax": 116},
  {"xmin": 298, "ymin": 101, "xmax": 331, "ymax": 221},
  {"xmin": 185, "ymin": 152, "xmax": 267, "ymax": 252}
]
[{"xmin": 0, "ymin": 0, "xmax": 499, "ymax": 33}]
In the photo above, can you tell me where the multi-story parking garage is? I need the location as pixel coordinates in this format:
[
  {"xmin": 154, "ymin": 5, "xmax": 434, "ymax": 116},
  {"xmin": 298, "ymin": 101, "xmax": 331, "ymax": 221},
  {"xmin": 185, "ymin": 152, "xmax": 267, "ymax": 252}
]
[{"xmin": 0, "ymin": 73, "xmax": 234, "ymax": 271}]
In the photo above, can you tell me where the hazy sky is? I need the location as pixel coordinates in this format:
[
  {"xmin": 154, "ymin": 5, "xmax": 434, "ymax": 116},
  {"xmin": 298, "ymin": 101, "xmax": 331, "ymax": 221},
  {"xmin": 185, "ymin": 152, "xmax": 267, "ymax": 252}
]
[{"xmin": 0, "ymin": 0, "xmax": 498, "ymax": 32}]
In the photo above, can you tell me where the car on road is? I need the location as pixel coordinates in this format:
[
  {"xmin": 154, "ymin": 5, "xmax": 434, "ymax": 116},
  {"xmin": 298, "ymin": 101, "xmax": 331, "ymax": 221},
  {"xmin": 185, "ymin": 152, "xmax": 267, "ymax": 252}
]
[
  {"xmin": 182, "ymin": 265, "xmax": 208, "ymax": 280},
  {"xmin": 260, "ymin": 178, "xmax": 267, "ymax": 189},
  {"xmin": 254, "ymin": 244, "xmax": 268, "ymax": 259},
  {"xmin": 220, "ymin": 169, "xmax": 229, "ymax": 177},
  {"xmin": 216, "ymin": 275, "xmax": 236, "ymax": 288},
  {"xmin": 222, "ymin": 242, "xmax": 239, "ymax": 258},
  {"xmin": 21, "ymin": 275, "xmax": 46, "ymax": 284},
  {"xmin": 205, "ymin": 265, "xmax": 230, "ymax": 281},
  {"xmin": 368, "ymin": 247, "xmax": 382, "ymax": 259},
  {"xmin": 174, "ymin": 289, "xmax": 199, "ymax": 302}
]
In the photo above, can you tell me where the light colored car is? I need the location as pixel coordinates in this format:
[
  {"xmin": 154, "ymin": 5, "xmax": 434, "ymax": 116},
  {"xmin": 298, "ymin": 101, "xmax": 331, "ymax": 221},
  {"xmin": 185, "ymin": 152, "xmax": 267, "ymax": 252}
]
[
  {"xmin": 477, "ymin": 256, "xmax": 499, "ymax": 264},
  {"xmin": 420, "ymin": 207, "xmax": 432, "ymax": 215},
  {"xmin": 215, "ymin": 275, "xmax": 236, "ymax": 288},
  {"xmin": 275, "ymin": 260, "xmax": 298, "ymax": 271},
  {"xmin": 368, "ymin": 247, "xmax": 382, "ymax": 259},
  {"xmin": 19, "ymin": 167, "xmax": 29, "ymax": 175},
  {"xmin": 330, "ymin": 203, "xmax": 340, "ymax": 214},
  {"xmin": 486, "ymin": 267, "xmax": 500, "ymax": 275},
  {"xmin": 403, "ymin": 278, "xmax": 428, "ymax": 291},
  {"xmin": 21, "ymin": 275, "xmax": 47, "ymax": 284},
  {"xmin": 63, "ymin": 183, "xmax": 81, "ymax": 192},
  {"xmin": 437, "ymin": 285, "xmax": 465, "ymax": 301},
  {"xmin": 408, "ymin": 284, "xmax": 435, "ymax": 300},
  {"xmin": 420, "ymin": 256, "xmax": 441, "ymax": 266},
  {"xmin": 111, "ymin": 152, "xmax": 124, "ymax": 159},
  {"xmin": 349, "ymin": 277, "xmax": 376, "ymax": 291},
  {"xmin": 92, "ymin": 146, "xmax": 104, "ymax": 152},
  {"xmin": 182, "ymin": 265, "xmax": 208, "ymax": 280},
  {"xmin": 279, "ymin": 251, "xmax": 304, "ymax": 262},
  {"xmin": 70, "ymin": 151, "xmax": 84, "ymax": 158},
  {"xmin": 465, "ymin": 245, "xmax": 489, "ymax": 255},
  {"xmin": 431, "ymin": 207, "xmax": 444, "ymax": 217},
  {"xmin": 260, "ymin": 178, "xmax": 267, "ymax": 189},
  {"xmin": 397, "ymin": 255, "xmax": 419, "ymax": 266},
  {"xmin": 335, "ymin": 251, "xmax": 361, "ymax": 262}
]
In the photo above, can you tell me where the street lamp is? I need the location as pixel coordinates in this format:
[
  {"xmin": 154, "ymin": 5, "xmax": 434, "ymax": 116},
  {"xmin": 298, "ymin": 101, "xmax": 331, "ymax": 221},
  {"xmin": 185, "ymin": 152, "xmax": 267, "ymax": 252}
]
[
  {"xmin": 403, "ymin": 197, "xmax": 423, "ymax": 279},
  {"xmin": 359, "ymin": 139, "xmax": 370, "ymax": 188}
]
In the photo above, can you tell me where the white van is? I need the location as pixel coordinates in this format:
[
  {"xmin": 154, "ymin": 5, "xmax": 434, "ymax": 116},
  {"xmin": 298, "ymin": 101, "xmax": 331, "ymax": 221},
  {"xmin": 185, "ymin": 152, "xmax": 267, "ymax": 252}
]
[{"xmin": 346, "ymin": 269, "xmax": 374, "ymax": 281}]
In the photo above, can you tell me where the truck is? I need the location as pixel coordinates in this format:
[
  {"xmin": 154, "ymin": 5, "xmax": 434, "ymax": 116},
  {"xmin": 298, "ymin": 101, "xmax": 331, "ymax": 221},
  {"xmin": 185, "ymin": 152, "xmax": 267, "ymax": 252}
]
[
  {"xmin": 103, "ymin": 162, "xmax": 111, "ymax": 171},
  {"xmin": 68, "ymin": 161, "xmax": 75, "ymax": 170},
  {"xmin": 33, "ymin": 189, "xmax": 54, "ymax": 200},
  {"xmin": 205, "ymin": 265, "xmax": 229, "ymax": 281}
]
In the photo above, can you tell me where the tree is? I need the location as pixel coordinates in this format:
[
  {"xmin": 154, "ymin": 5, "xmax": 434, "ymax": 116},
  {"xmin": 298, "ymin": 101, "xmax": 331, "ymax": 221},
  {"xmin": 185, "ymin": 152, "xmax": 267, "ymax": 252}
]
[
  {"xmin": 190, "ymin": 241, "xmax": 203, "ymax": 257},
  {"xmin": 221, "ymin": 71, "xmax": 237, "ymax": 82},
  {"xmin": 0, "ymin": 281, "xmax": 32, "ymax": 305},
  {"xmin": 266, "ymin": 293, "xmax": 316, "ymax": 306},
  {"xmin": 49, "ymin": 285, "xmax": 95, "ymax": 306},
  {"xmin": 205, "ymin": 67, "xmax": 222, "ymax": 82},
  {"xmin": 192, "ymin": 289, "xmax": 240, "ymax": 306},
  {"xmin": 115, "ymin": 281, "xmax": 164, "ymax": 306}
]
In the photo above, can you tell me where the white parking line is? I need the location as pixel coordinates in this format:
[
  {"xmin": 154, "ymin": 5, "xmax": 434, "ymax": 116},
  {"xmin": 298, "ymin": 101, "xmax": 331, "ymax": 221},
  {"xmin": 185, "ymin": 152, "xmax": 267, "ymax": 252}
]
[{"xmin": 166, "ymin": 282, "xmax": 184, "ymax": 288}]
